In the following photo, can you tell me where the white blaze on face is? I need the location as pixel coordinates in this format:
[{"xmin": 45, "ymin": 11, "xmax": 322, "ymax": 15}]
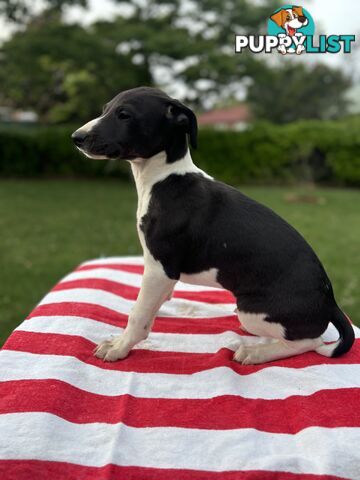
[
  {"xmin": 74, "ymin": 116, "xmax": 108, "ymax": 159},
  {"xmin": 78, "ymin": 116, "xmax": 101, "ymax": 133}
]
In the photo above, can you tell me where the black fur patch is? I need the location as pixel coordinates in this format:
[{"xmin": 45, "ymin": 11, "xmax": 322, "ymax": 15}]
[{"xmin": 141, "ymin": 173, "xmax": 337, "ymax": 341}]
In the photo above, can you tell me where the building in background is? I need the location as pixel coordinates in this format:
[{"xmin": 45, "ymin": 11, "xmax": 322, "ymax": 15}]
[
  {"xmin": 0, "ymin": 107, "xmax": 38, "ymax": 123},
  {"xmin": 197, "ymin": 104, "xmax": 251, "ymax": 130}
]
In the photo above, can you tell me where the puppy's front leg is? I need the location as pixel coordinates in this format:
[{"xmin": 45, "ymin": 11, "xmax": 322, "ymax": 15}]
[{"xmin": 95, "ymin": 262, "xmax": 176, "ymax": 362}]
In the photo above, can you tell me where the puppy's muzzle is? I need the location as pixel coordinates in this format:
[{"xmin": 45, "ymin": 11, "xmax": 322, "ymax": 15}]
[{"xmin": 71, "ymin": 130, "xmax": 88, "ymax": 148}]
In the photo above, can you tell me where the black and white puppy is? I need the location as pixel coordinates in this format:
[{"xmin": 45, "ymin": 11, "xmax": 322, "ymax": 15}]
[{"xmin": 72, "ymin": 86, "xmax": 354, "ymax": 364}]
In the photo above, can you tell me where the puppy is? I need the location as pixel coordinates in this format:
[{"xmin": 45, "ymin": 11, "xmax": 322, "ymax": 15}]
[
  {"xmin": 270, "ymin": 6, "xmax": 308, "ymax": 55},
  {"xmin": 72, "ymin": 87, "xmax": 354, "ymax": 365}
]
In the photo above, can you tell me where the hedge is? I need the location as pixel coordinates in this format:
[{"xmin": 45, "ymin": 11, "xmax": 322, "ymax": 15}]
[
  {"xmin": 0, "ymin": 117, "xmax": 359, "ymax": 185},
  {"xmin": 0, "ymin": 125, "xmax": 129, "ymax": 179},
  {"xmin": 194, "ymin": 117, "xmax": 360, "ymax": 186}
]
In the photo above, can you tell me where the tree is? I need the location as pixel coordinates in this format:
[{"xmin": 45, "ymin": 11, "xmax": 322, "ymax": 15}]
[
  {"xmin": 0, "ymin": 11, "xmax": 151, "ymax": 122},
  {"xmin": 103, "ymin": 0, "xmax": 281, "ymax": 107},
  {"xmin": 247, "ymin": 62, "xmax": 351, "ymax": 123},
  {"xmin": 0, "ymin": 0, "xmax": 352, "ymax": 122},
  {"xmin": 0, "ymin": 0, "xmax": 87, "ymax": 22},
  {"xmin": 0, "ymin": 0, "xmax": 283, "ymax": 120}
]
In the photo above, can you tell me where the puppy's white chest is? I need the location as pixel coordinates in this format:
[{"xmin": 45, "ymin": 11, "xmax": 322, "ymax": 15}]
[
  {"xmin": 135, "ymin": 186, "xmax": 152, "ymax": 249},
  {"xmin": 136, "ymin": 185, "xmax": 151, "ymax": 222}
]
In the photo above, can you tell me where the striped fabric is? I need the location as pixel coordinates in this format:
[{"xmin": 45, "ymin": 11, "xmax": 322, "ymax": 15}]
[{"xmin": 0, "ymin": 257, "xmax": 359, "ymax": 480}]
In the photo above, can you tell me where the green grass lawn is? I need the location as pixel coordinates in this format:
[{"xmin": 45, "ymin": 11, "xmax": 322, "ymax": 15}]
[{"xmin": 0, "ymin": 179, "xmax": 358, "ymax": 345}]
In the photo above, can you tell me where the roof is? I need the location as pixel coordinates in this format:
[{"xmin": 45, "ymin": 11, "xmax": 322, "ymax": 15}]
[{"xmin": 198, "ymin": 104, "xmax": 251, "ymax": 126}]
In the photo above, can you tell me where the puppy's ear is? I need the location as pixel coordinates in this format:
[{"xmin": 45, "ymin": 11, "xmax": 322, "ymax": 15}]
[
  {"xmin": 293, "ymin": 6, "xmax": 304, "ymax": 17},
  {"xmin": 166, "ymin": 100, "xmax": 198, "ymax": 149},
  {"xmin": 270, "ymin": 9, "xmax": 286, "ymax": 27}
]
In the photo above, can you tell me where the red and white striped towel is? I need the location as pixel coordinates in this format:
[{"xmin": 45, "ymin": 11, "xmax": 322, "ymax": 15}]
[{"xmin": 0, "ymin": 256, "xmax": 359, "ymax": 480}]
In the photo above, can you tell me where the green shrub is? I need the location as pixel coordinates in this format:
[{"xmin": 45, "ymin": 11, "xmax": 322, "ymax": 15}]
[
  {"xmin": 194, "ymin": 117, "xmax": 360, "ymax": 186},
  {"xmin": 0, "ymin": 125, "xmax": 130, "ymax": 179},
  {"xmin": 0, "ymin": 117, "xmax": 359, "ymax": 185}
]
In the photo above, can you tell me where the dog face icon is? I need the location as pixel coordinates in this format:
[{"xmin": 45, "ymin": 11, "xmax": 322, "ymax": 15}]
[{"xmin": 270, "ymin": 6, "xmax": 308, "ymax": 36}]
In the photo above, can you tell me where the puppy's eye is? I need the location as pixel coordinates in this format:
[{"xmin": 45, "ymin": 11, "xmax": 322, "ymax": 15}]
[
  {"xmin": 293, "ymin": 13, "xmax": 298, "ymax": 18},
  {"xmin": 286, "ymin": 15, "xmax": 291, "ymax": 20},
  {"xmin": 117, "ymin": 111, "xmax": 131, "ymax": 120}
]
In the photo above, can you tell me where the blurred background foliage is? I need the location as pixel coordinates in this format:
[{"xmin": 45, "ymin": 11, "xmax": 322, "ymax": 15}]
[
  {"xmin": 1, "ymin": 117, "xmax": 359, "ymax": 185},
  {"xmin": 0, "ymin": 0, "xmax": 353, "ymax": 123},
  {"xmin": 0, "ymin": 0, "xmax": 357, "ymax": 185}
]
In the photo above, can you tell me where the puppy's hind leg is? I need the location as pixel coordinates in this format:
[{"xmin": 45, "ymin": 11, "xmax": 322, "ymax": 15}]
[
  {"xmin": 234, "ymin": 336, "xmax": 323, "ymax": 365},
  {"xmin": 95, "ymin": 260, "xmax": 176, "ymax": 362},
  {"xmin": 233, "ymin": 311, "xmax": 323, "ymax": 365},
  {"xmin": 235, "ymin": 311, "xmax": 281, "ymax": 337},
  {"xmin": 234, "ymin": 308, "xmax": 251, "ymax": 333}
]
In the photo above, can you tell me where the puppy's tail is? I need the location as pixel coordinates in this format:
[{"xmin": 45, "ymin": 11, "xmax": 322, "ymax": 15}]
[{"xmin": 316, "ymin": 307, "xmax": 355, "ymax": 357}]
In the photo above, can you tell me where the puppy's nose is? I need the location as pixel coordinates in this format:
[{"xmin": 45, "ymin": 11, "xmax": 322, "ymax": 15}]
[
  {"xmin": 298, "ymin": 15, "xmax": 307, "ymax": 23},
  {"xmin": 71, "ymin": 130, "xmax": 87, "ymax": 147}
]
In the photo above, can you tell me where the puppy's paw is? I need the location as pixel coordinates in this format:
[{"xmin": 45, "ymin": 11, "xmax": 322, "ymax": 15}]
[
  {"xmin": 94, "ymin": 338, "xmax": 129, "ymax": 362},
  {"xmin": 94, "ymin": 340, "xmax": 112, "ymax": 359},
  {"xmin": 233, "ymin": 345, "xmax": 262, "ymax": 365}
]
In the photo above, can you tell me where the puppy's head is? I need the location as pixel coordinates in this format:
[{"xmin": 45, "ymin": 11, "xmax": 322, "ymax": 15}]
[{"xmin": 71, "ymin": 87, "xmax": 197, "ymax": 163}]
